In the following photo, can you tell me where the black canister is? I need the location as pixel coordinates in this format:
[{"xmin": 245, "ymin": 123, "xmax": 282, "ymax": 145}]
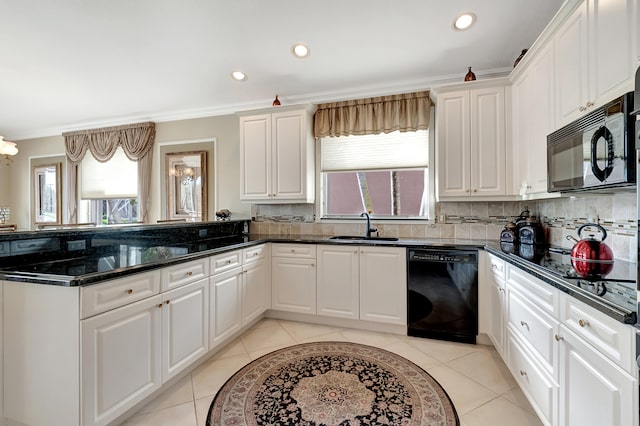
[
  {"xmin": 500, "ymin": 222, "xmax": 518, "ymax": 254},
  {"xmin": 518, "ymin": 215, "xmax": 545, "ymax": 261}
]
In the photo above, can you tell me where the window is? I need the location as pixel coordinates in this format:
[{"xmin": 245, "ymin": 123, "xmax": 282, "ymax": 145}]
[
  {"xmin": 78, "ymin": 148, "xmax": 140, "ymax": 225},
  {"xmin": 321, "ymin": 130, "xmax": 429, "ymax": 219}
]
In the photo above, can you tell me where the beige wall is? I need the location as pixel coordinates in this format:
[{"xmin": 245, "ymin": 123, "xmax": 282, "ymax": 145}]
[
  {"xmin": 0, "ymin": 163, "xmax": 11, "ymax": 206},
  {"xmin": 7, "ymin": 114, "xmax": 248, "ymax": 230}
]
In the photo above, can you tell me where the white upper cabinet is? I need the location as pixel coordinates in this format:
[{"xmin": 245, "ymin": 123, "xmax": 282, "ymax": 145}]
[
  {"xmin": 239, "ymin": 105, "xmax": 315, "ymax": 203},
  {"xmin": 554, "ymin": 0, "xmax": 637, "ymax": 126},
  {"xmin": 435, "ymin": 82, "xmax": 511, "ymax": 200},
  {"xmin": 512, "ymin": 42, "xmax": 556, "ymax": 196}
]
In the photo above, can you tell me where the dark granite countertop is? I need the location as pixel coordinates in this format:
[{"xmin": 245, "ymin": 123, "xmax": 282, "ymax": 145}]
[
  {"xmin": 0, "ymin": 233, "xmax": 488, "ymax": 287},
  {"xmin": 485, "ymin": 242, "xmax": 637, "ymax": 325},
  {"xmin": 1, "ymin": 229, "xmax": 636, "ymax": 325}
]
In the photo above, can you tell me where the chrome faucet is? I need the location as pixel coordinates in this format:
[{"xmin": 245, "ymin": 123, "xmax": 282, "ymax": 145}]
[{"xmin": 360, "ymin": 212, "xmax": 377, "ymax": 238}]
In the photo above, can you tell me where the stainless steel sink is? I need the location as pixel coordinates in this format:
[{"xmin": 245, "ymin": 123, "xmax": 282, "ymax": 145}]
[{"xmin": 329, "ymin": 235, "xmax": 399, "ymax": 241}]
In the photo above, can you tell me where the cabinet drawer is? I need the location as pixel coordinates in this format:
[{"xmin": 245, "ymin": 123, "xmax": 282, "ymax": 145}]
[
  {"xmin": 507, "ymin": 289, "xmax": 559, "ymax": 375},
  {"xmin": 160, "ymin": 258, "xmax": 209, "ymax": 292},
  {"xmin": 81, "ymin": 270, "xmax": 161, "ymax": 319},
  {"xmin": 271, "ymin": 243, "xmax": 316, "ymax": 258},
  {"xmin": 211, "ymin": 250, "xmax": 242, "ymax": 275},
  {"xmin": 507, "ymin": 265, "xmax": 559, "ymax": 316},
  {"xmin": 561, "ymin": 295, "xmax": 635, "ymax": 374},
  {"xmin": 243, "ymin": 244, "xmax": 268, "ymax": 265},
  {"xmin": 11, "ymin": 238, "xmax": 60, "ymax": 255},
  {"xmin": 488, "ymin": 254, "xmax": 506, "ymax": 280},
  {"xmin": 507, "ymin": 328, "xmax": 558, "ymax": 426},
  {"xmin": 0, "ymin": 241, "xmax": 9, "ymax": 257}
]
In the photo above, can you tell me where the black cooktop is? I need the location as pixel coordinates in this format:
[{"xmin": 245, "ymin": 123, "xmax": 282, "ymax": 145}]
[{"xmin": 526, "ymin": 246, "xmax": 637, "ymax": 312}]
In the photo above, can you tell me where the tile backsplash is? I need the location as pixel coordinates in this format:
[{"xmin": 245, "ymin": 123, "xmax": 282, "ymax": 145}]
[{"xmin": 250, "ymin": 192, "xmax": 637, "ymax": 262}]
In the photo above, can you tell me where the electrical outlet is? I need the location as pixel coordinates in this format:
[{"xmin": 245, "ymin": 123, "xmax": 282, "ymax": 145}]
[{"xmin": 67, "ymin": 240, "xmax": 86, "ymax": 251}]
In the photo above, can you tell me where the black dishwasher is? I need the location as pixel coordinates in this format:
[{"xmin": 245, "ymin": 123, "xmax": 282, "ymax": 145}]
[{"xmin": 407, "ymin": 248, "xmax": 478, "ymax": 344}]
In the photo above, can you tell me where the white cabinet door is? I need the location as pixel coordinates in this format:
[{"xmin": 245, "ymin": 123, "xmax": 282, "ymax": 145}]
[
  {"xmin": 271, "ymin": 109, "xmax": 308, "ymax": 201},
  {"xmin": 316, "ymin": 245, "xmax": 360, "ymax": 319},
  {"xmin": 359, "ymin": 246, "xmax": 407, "ymax": 325},
  {"xmin": 161, "ymin": 278, "xmax": 209, "ymax": 382},
  {"xmin": 240, "ymin": 114, "xmax": 271, "ymax": 200},
  {"xmin": 588, "ymin": 0, "xmax": 636, "ymax": 106},
  {"xmin": 470, "ymin": 87, "xmax": 506, "ymax": 196},
  {"xmin": 437, "ymin": 90, "xmax": 471, "ymax": 197},
  {"xmin": 436, "ymin": 85, "xmax": 508, "ymax": 199},
  {"xmin": 513, "ymin": 42, "xmax": 555, "ymax": 195},
  {"xmin": 555, "ymin": 0, "xmax": 636, "ymax": 126},
  {"xmin": 209, "ymin": 267, "xmax": 243, "ymax": 347},
  {"xmin": 489, "ymin": 276, "xmax": 506, "ymax": 356},
  {"xmin": 271, "ymin": 256, "xmax": 317, "ymax": 314},
  {"xmin": 554, "ymin": 1, "xmax": 589, "ymax": 126},
  {"xmin": 239, "ymin": 106, "xmax": 314, "ymax": 203},
  {"xmin": 242, "ymin": 258, "xmax": 270, "ymax": 325},
  {"xmin": 559, "ymin": 326, "xmax": 638, "ymax": 426},
  {"xmin": 81, "ymin": 295, "xmax": 163, "ymax": 426}
]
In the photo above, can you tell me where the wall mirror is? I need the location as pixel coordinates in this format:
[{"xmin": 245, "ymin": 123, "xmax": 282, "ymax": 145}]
[
  {"xmin": 33, "ymin": 163, "xmax": 61, "ymax": 224},
  {"xmin": 166, "ymin": 151, "xmax": 207, "ymax": 221}
]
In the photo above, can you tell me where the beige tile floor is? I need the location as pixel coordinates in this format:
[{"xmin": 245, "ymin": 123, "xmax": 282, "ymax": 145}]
[{"xmin": 120, "ymin": 319, "xmax": 543, "ymax": 426}]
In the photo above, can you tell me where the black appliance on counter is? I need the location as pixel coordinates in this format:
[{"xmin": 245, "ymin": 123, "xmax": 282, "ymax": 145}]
[
  {"xmin": 407, "ymin": 248, "xmax": 478, "ymax": 344},
  {"xmin": 500, "ymin": 208, "xmax": 545, "ymax": 262},
  {"xmin": 547, "ymin": 91, "xmax": 636, "ymax": 192}
]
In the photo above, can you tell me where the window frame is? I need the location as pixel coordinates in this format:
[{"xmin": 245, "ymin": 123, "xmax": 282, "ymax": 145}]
[{"xmin": 316, "ymin": 107, "xmax": 436, "ymax": 223}]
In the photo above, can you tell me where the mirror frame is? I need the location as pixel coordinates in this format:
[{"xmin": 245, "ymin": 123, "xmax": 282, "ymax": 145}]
[
  {"xmin": 165, "ymin": 151, "xmax": 207, "ymax": 222},
  {"xmin": 33, "ymin": 163, "xmax": 62, "ymax": 225}
]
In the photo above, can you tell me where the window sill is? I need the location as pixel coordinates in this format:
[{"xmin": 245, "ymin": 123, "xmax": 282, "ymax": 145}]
[{"xmin": 319, "ymin": 217, "xmax": 435, "ymax": 225}]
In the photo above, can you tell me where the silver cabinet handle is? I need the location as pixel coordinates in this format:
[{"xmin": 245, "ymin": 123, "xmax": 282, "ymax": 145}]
[
  {"xmin": 578, "ymin": 319, "xmax": 589, "ymax": 328},
  {"xmin": 554, "ymin": 334, "xmax": 564, "ymax": 341}
]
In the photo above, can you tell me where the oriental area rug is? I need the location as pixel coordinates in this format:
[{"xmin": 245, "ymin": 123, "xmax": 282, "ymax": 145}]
[{"xmin": 206, "ymin": 341, "xmax": 459, "ymax": 426}]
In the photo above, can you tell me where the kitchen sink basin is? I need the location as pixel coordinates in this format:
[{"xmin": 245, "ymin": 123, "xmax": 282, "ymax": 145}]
[{"xmin": 329, "ymin": 235, "xmax": 399, "ymax": 241}]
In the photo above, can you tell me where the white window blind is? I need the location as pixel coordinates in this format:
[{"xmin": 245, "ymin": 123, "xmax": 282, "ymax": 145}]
[
  {"xmin": 321, "ymin": 130, "xmax": 428, "ymax": 172},
  {"xmin": 80, "ymin": 148, "xmax": 138, "ymax": 199}
]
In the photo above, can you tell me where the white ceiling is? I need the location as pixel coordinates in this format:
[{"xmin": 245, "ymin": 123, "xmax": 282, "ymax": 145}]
[{"xmin": 1, "ymin": 0, "xmax": 564, "ymax": 141}]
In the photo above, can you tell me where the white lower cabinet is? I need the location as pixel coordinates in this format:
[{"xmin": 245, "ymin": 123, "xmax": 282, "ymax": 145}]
[
  {"xmin": 271, "ymin": 244, "xmax": 317, "ymax": 314},
  {"xmin": 507, "ymin": 328, "xmax": 558, "ymax": 426},
  {"xmin": 558, "ymin": 326, "xmax": 637, "ymax": 426},
  {"xmin": 81, "ymin": 295, "xmax": 163, "ymax": 426},
  {"xmin": 359, "ymin": 246, "xmax": 407, "ymax": 325},
  {"xmin": 209, "ymin": 244, "xmax": 271, "ymax": 348},
  {"xmin": 485, "ymin": 254, "xmax": 507, "ymax": 356},
  {"xmin": 316, "ymin": 245, "xmax": 360, "ymax": 319},
  {"xmin": 242, "ymin": 260, "xmax": 270, "ymax": 324},
  {"xmin": 209, "ymin": 266, "xmax": 243, "ymax": 347},
  {"xmin": 161, "ymin": 278, "xmax": 209, "ymax": 382},
  {"xmin": 481, "ymin": 255, "xmax": 639, "ymax": 426}
]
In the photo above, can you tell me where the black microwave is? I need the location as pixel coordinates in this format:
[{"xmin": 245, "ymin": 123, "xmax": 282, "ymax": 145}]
[{"xmin": 547, "ymin": 92, "xmax": 636, "ymax": 192}]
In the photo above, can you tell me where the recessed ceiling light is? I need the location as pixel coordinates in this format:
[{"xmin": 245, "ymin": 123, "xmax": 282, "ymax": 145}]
[
  {"xmin": 291, "ymin": 43, "xmax": 310, "ymax": 58},
  {"xmin": 453, "ymin": 13, "xmax": 476, "ymax": 31},
  {"xmin": 231, "ymin": 71, "xmax": 247, "ymax": 81}
]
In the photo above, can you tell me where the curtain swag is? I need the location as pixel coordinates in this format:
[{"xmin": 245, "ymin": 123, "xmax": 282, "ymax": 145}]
[
  {"xmin": 63, "ymin": 122, "xmax": 156, "ymax": 164},
  {"xmin": 63, "ymin": 122, "xmax": 156, "ymax": 224},
  {"xmin": 313, "ymin": 91, "xmax": 431, "ymax": 138}
]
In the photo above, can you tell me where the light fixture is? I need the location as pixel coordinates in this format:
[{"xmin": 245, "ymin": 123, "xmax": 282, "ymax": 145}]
[
  {"xmin": 453, "ymin": 13, "xmax": 476, "ymax": 31},
  {"xmin": 231, "ymin": 71, "xmax": 248, "ymax": 81},
  {"xmin": 291, "ymin": 43, "xmax": 310, "ymax": 58},
  {"xmin": 0, "ymin": 136, "xmax": 18, "ymax": 166}
]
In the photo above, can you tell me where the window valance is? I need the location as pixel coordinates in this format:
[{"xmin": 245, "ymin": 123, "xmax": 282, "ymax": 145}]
[
  {"xmin": 63, "ymin": 122, "xmax": 156, "ymax": 224},
  {"xmin": 63, "ymin": 122, "xmax": 156, "ymax": 164},
  {"xmin": 313, "ymin": 91, "xmax": 431, "ymax": 138}
]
